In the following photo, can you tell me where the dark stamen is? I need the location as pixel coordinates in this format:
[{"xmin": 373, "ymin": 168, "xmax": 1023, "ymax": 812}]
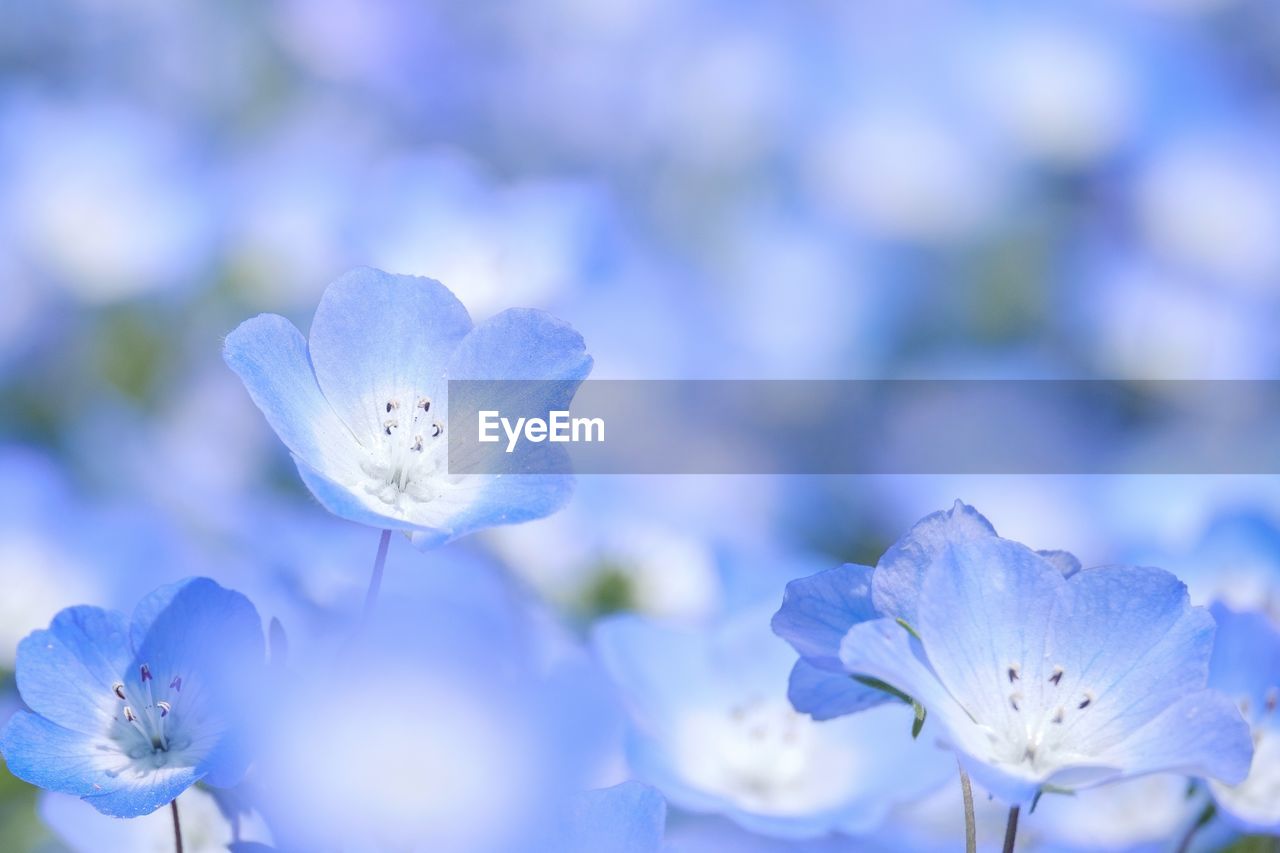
[
  {"xmin": 1052, "ymin": 707, "xmax": 1064, "ymax": 724},
  {"xmin": 1049, "ymin": 668, "xmax": 1063, "ymax": 686},
  {"xmin": 112, "ymin": 682, "xmax": 126, "ymax": 700},
  {"xmin": 1078, "ymin": 694, "xmax": 1092, "ymax": 710},
  {"xmin": 1007, "ymin": 666, "xmax": 1020, "ymax": 683},
  {"xmin": 140, "ymin": 664, "xmax": 152, "ymax": 682}
]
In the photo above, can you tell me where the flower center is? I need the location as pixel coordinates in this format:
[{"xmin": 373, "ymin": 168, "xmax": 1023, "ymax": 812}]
[
  {"xmin": 986, "ymin": 661, "xmax": 1097, "ymax": 772},
  {"xmin": 110, "ymin": 664, "xmax": 190, "ymax": 765},
  {"xmin": 358, "ymin": 395, "xmax": 450, "ymax": 509}
]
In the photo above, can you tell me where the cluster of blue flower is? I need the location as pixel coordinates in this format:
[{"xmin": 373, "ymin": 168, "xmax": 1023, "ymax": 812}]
[{"xmin": 1, "ymin": 271, "xmax": 1276, "ymax": 852}]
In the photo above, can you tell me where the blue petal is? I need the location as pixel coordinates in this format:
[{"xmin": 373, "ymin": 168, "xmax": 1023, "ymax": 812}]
[
  {"xmin": 1050, "ymin": 566, "xmax": 1216, "ymax": 751},
  {"xmin": 772, "ymin": 563, "xmax": 877, "ymax": 673},
  {"xmin": 446, "ymin": 307, "xmax": 593, "ymax": 382},
  {"xmin": 222, "ymin": 313, "xmax": 358, "ymax": 479},
  {"xmin": 563, "ymin": 782, "xmax": 666, "ymax": 853},
  {"xmin": 1208, "ymin": 602, "xmax": 1280, "ymax": 711},
  {"xmin": 15, "ymin": 606, "xmax": 131, "ymax": 736},
  {"xmin": 593, "ymin": 616, "xmax": 718, "ymax": 727},
  {"xmin": 0, "ymin": 713, "xmax": 117, "ymax": 799},
  {"xmin": 872, "ymin": 500, "xmax": 997, "ymax": 625},
  {"xmin": 1091, "ymin": 689, "xmax": 1253, "ymax": 785},
  {"xmin": 787, "ymin": 659, "xmax": 887, "ymax": 720},
  {"xmin": 82, "ymin": 765, "xmax": 203, "ymax": 818},
  {"xmin": 307, "ymin": 268, "xmax": 473, "ymax": 441},
  {"xmin": 914, "ymin": 538, "xmax": 1065, "ymax": 726}
]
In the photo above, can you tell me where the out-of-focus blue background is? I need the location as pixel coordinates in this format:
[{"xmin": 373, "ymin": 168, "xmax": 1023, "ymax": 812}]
[{"xmin": 3, "ymin": 0, "xmax": 1280, "ymax": 849}]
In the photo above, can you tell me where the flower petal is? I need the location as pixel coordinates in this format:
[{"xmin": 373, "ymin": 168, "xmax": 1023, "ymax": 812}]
[
  {"xmin": 307, "ymin": 268, "xmax": 473, "ymax": 441},
  {"xmin": 1093, "ymin": 689, "xmax": 1253, "ymax": 786},
  {"xmin": 0, "ymin": 713, "xmax": 122, "ymax": 800},
  {"xmin": 223, "ymin": 313, "xmax": 358, "ymax": 479},
  {"xmin": 446, "ymin": 307, "xmax": 592, "ymax": 383},
  {"xmin": 772, "ymin": 563, "xmax": 878, "ymax": 673},
  {"xmin": 14, "ymin": 606, "xmax": 131, "ymax": 736},
  {"xmin": 1049, "ymin": 566, "xmax": 1215, "ymax": 751},
  {"xmin": 915, "ymin": 537, "xmax": 1065, "ymax": 728},
  {"xmin": 786, "ymin": 659, "xmax": 887, "ymax": 721},
  {"xmin": 872, "ymin": 500, "xmax": 997, "ymax": 625},
  {"xmin": 563, "ymin": 782, "xmax": 666, "ymax": 853}
]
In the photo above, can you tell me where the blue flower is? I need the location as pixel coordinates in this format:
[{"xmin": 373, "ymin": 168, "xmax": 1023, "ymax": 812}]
[
  {"xmin": 594, "ymin": 603, "xmax": 953, "ymax": 838},
  {"xmin": 827, "ymin": 516, "xmax": 1252, "ymax": 804},
  {"xmin": 223, "ymin": 266, "xmax": 592, "ymax": 547},
  {"xmin": 0, "ymin": 578, "xmax": 265, "ymax": 818},
  {"xmin": 1207, "ymin": 602, "xmax": 1280, "ymax": 834}
]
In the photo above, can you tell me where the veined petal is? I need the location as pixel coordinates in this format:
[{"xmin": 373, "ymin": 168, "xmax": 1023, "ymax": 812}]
[
  {"xmin": 307, "ymin": 268, "xmax": 473, "ymax": 441},
  {"xmin": 563, "ymin": 782, "xmax": 666, "ymax": 853},
  {"xmin": 1093, "ymin": 689, "xmax": 1253, "ymax": 785},
  {"xmin": 915, "ymin": 538, "xmax": 1066, "ymax": 729},
  {"xmin": 786, "ymin": 659, "xmax": 887, "ymax": 721},
  {"xmin": 14, "ymin": 607, "xmax": 131, "ymax": 736},
  {"xmin": 872, "ymin": 500, "xmax": 998, "ymax": 624},
  {"xmin": 223, "ymin": 313, "xmax": 358, "ymax": 480},
  {"xmin": 82, "ymin": 764, "xmax": 204, "ymax": 818},
  {"xmin": 1047, "ymin": 566, "xmax": 1215, "ymax": 751},
  {"xmin": 0, "ymin": 713, "xmax": 123, "ymax": 800},
  {"xmin": 772, "ymin": 563, "xmax": 877, "ymax": 673}
]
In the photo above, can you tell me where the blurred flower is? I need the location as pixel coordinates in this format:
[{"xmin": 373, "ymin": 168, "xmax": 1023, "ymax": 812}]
[
  {"xmin": 251, "ymin": 559, "xmax": 623, "ymax": 851},
  {"xmin": 833, "ymin": 505, "xmax": 1251, "ymax": 804},
  {"xmin": 0, "ymin": 578, "xmax": 265, "ymax": 817},
  {"xmin": 1207, "ymin": 603, "xmax": 1280, "ymax": 834},
  {"xmin": 594, "ymin": 601, "xmax": 952, "ymax": 838},
  {"xmin": 0, "ymin": 98, "xmax": 215, "ymax": 303},
  {"xmin": 223, "ymin": 266, "xmax": 592, "ymax": 546},
  {"xmin": 40, "ymin": 787, "xmax": 272, "ymax": 853}
]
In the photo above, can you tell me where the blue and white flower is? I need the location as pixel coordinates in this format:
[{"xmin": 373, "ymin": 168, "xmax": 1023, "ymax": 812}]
[
  {"xmin": 223, "ymin": 266, "xmax": 592, "ymax": 547},
  {"xmin": 832, "ymin": 519, "xmax": 1252, "ymax": 804},
  {"xmin": 595, "ymin": 603, "xmax": 953, "ymax": 838},
  {"xmin": 0, "ymin": 579, "xmax": 265, "ymax": 817}
]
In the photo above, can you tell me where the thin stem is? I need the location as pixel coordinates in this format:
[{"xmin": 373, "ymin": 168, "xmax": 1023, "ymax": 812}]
[
  {"xmin": 1002, "ymin": 805, "xmax": 1020, "ymax": 853},
  {"xmin": 958, "ymin": 763, "xmax": 977, "ymax": 853},
  {"xmin": 1174, "ymin": 803, "xmax": 1217, "ymax": 853},
  {"xmin": 170, "ymin": 798, "xmax": 184, "ymax": 853},
  {"xmin": 361, "ymin": 529, "xmax": 393, "ymax": 625}
]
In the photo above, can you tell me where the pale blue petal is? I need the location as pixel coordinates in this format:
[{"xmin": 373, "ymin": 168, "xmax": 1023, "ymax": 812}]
[
  {"xmin": 872, "ymin": 500, "xmax": 997, "ymax": 625},
  {"xmin": 593, "ymin": 617, "xmax": 717, "ymax": 727},
  {"xmin": 787, "ymin": 660, "xmax": 887, "ymax": 720},
  {"xmin": 772, "ymin": 563, "xmax": 877, "ymax": 673},
  {"xmin": 308, "ymin": 268, "xmax": 473, "ymax": 440},
  {"xmin": 15, "ymin": 607, "xmax": 131, "ymax": 736},
  {"xmin": 292, "ymin": 456, "xmax": 444, "ymax": 535},
  {"xmin": 222, "ymin": 313, "xmax": 356, "ymax": 478},
  {"xmin": 1049, "ymin": 566, "xmax": 1215, "ymax": 751},
  {"xmin": 1092, "ymin": 690, "xmax": 1252, "ymax": 785},
  {"xmin": 446, "ymin": 307, "xmax": 593, "ymax": 383},
  {"xmin": 915, "ymin": 538, "xmax": 1065, "ymax": 727}
]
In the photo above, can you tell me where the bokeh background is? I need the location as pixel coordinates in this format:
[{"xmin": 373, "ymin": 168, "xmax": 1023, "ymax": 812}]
[{"xmin": 3, "ymin": 0, "xmax": 1280, "ymax": 849}]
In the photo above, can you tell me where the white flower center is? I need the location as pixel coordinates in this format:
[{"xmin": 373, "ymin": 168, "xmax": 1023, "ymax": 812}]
[
  {"xmin": 358, "ymin": 395, "xmax": 455, "ymax": 510},
  {"xmin": 675, "ymin": 697, "xmax": 858, "ymax": 815},
  {"xmin": 977, "ymin": 662, "xmax": 1100, "ymax": 774}
]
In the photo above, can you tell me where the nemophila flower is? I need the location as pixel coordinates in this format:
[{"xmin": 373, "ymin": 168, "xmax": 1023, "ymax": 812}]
[
  {"xmin": 1206, "ymin": 603, "xmax": 1280, "ymax": 834},
  {"xmin": 594, "ymin": 603, "xmax": 953, "ymax": 839},
  {"xmin": 223, "ymin": 266, "xmax": 592, "ymax": 547},
  {"xmin": 0, "ymin": 578, "xmax": 265, "ymax": 817},
  {"xmin": 834, "ymin": 532, "xmax": 1252, "ymax": 804}
]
